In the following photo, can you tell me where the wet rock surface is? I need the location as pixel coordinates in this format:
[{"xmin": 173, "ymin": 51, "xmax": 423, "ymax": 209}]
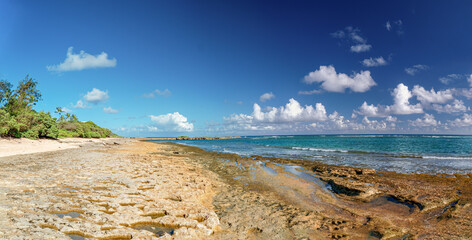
[{"xmin": 170, "ymin": 143, "xmax": 472, "ymax": 239}]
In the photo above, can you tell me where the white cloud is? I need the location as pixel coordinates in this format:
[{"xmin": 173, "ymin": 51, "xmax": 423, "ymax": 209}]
[
  {"xmin": 361, "ymin": 56, "xmax": 388, "ymax": 67},
  {"xmin": 409, "ymin": 114, "xmax": 439, "ymax": 127},
  {"xmin": 385, "ymin": 21, "xmax": 392, "ymax": 31},
  {"xmin": 387, "ymin": 83, "xmax": 423, "ymax": 115},
  {"xmin": 304, "ymin": 65, "xmax": 376, "ymax": 93},
  {"xmin": 439, "ymin": 74, "xmax": 462, "ymax": 85},
  {"xmin": 252, "ymin": 99, "xmax": 328, "ymax": 123},
  {"xmin": 259, "ymin": 92, "xmax": 275, "ymax": 102},
  {"xmin": 448, "ymin": 114, "xmax": 472, "ymax": 127},
  {"xmin": 84, "ymin": 88, "xmax": 109, "ymax": 104},
  {"xmin": 216, "ymin": 99, "xmax": 402, "ymax": 134},
  {"xmin": 73, "ymin": 100, "xmax": 87, "ymax": 109},
  {"xmin": 362, "ymin": 117, "xmax": 388, "ymax": 130},
  {"xmin": 221, "ymin": 99, "xmax": 329, "ymax": 132},
  {"xmin": 150, "ymin": 112, "xmax": 194, "ymax": 132},
  {"xmin": 331, "ymin": 27, "xmax": 372, "ymax": 53},
  {"xmin": 47, "ymin": 47, "xmax": 116, "ymax": 72},
  {"xmin": 330, "ymin": 30, "xmax": 345, "ymax": 39},
  {"xmin": 357, "ymin": 101, "xmax": 384, "ymax": 117},
  {"xmin": 143, "ymin": 89, "xmax": 171, "ymax": 98},
  {"xmin": 356, "ymin": 83, "xmax": 423, "ymax": 117},
  {"xmin": 453, "ymin": 88, "xmax": 472, "ymax": 99},
  {"xmin": 385, "ymin": 20, "xmax": 404, "ymax": 35},
  {"xmin": 103, "ymin": 106, "xmax": 119, "ymax": 114},
  {"xmin": 405, "ymin": 64, "xmax": 429, "ymax": 76},
  {"xmin": 386, "ymin": 116, "xmax": 397, "ymax": 122},
  {"xmin": 432, "ymin": 99, "xmax": 468, "ymax": 113},
  {"xmin": 147, "ymin": 126, "xmax": 159, "ymax": 132},
  {"xmin": 298, "ymin": 89, "xmax": 323, "ymax": 95},
  {"xmin": 468, "ymin": 74, "xmax": 472, "ymax": 87},
  {"xmin": 411, "ymin": 85, "xmax": 454, "ymax": 105},
  {"xmin": 350, "ymin": 44, "xmax": 372, "ymax": 53},
  {"xmin": 61, "ymin": 107, "xmax": 72, "ymax": 113}
]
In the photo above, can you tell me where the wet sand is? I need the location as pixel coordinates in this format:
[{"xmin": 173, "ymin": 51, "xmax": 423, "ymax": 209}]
[{"xmin": 0, "ymin": 139, "xmax": 470, "ymax": 239}]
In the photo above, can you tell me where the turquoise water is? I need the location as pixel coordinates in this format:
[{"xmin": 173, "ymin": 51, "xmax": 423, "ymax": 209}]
[{"xmin": 152, "ymin": 135, "xmax": 472, "ymax": 174}]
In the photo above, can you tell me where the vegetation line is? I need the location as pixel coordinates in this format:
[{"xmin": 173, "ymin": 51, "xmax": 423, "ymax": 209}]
[{"xmin": 0, "ymin": 75, "xmax": 116, "ymax": 139}]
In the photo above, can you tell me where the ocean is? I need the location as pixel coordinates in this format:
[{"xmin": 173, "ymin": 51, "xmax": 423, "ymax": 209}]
[{"xmin": 152, "ymin": 135, "xmax": 472, "ymax": 174}]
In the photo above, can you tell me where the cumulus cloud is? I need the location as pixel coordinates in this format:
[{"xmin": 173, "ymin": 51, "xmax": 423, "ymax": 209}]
[
  {"xmin": 409, "ymin": 114, "xmax": 439, "ymax": 127},
  {"xmin": 361, "ymin": 56, "xmax": 388, "ymax": 67},
  {"xmin": 356, "ymin": 83, "xmax": 423, "ymax": 117},
  {"xmin": 73, "ymin": 100, "xmax": 87, "ymax": 109},
  {"xmin": 387, "ymin": 83, "xmax": 423, "ymax": 114},
  {"xmin": 386, "ymin": 116, "xmax": 397, "ymax": 122},
  {"xmin": 432, "ymin": 99, "xmax": 468, "ymax": 113},
  {"xmin": 303, "ymin": 65, "xmax": 376, "ymax": 93},
  {"xmin": 84, "ymin": 88, "xmax": 109, "ymax": 104},
  {"xmin": 357, "ymin": 102, "xmax": 384, "ymax": 117},
  {"xmin": 215, "ymin": 99, "xmax": 403, "ymax": 134},
  {"xmin": 259, "ymin": 92, "xmax": 275, "ymax": 102},
  {"xmin": 47, "ymin": 47, "xmax": 116, "ymax": 72},
  {"xmin": 220, "ymin": 99, "xmax": 329, "ymax": 132},
  {"xmin": 103, "ymin": 106, "xmax": 119, "ymax": 114},
  {"xmin": 350, "ymin": 44, "xmax": 372, "ymax": 53},
  {"xmin": 61, "ymin": 107, "xmax": 72, "ymax": 113},
  {"xmin": 150, "ymin": 112, "xmax": 194, "ymax": 132},
  {"xmin": 405, "ymin": 64, "xmax": 429, "ymax": 76},
  {"xmin": 468, "ymin": 74, "xmax": 472, "ymax": 87},
  {"xmin": 143, "ymin": 89, "xmax": 171, "ymax": 98},
  {"xmin": 439, "ymin": 74, "xmax": 462, "ymax": 85},
  {"xmin": 252, "ymin": 98, "xmax": 328, "ymax": 123},
  {"xmin": 331, "ymin": 26, "xmax": 372, "ymax": 53},
  {"xmin": 411, "ymin": 85, "xmax": 454, "ymax": 105},
  {"xmin": 448, "ymin": 114, "xmax": 472, "ymax": 127},
  {"xmin": 453, "ymin": 88, "xmax": 472, "ymax": 99},
  {"xmin": 362, "ymin": 117, "xmax": 388, "ymax": 130}
]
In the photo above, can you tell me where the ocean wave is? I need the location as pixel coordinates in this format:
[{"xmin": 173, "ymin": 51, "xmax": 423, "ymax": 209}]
[
  {"xmin": 422, "ymin": 156, "xmax": 472, "ymax": 160},
  {"xmin": 251, "ymin": 136, "xmax": 281, "ymax": 140},
  {"xmin": 291, "ymin": 146, "xmax": 348, "ymax": 153},
  {"xmin": 422, "ymin": 135, "xmax": 472, "ymax": 139}
]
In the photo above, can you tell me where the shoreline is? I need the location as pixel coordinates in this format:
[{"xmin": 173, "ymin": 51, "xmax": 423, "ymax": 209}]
[
  {"xmin": 133, "ymin": 136, "xmax": 242, "ymax": 141},
  {"xmin": 0, "ymin": 139, "xmax": 470, "ymax": 239},
  {"xmin": 154, "ymin": 141, "xmax": 472, "ymax": 239},
  {"xmin": 0, "ymin": 137, "xmax": 122, "ymax": 158}
]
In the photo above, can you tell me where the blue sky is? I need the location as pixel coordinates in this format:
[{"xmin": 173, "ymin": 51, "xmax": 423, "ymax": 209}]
[{"xmin": 1, "ymin": 0, "xmax": 472, "ymax": 136}]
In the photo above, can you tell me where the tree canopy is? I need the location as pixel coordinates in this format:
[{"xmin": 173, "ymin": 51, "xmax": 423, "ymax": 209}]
[{"xmin": 0, "ymin": 75, "xmax": 116, "ymax": 139}]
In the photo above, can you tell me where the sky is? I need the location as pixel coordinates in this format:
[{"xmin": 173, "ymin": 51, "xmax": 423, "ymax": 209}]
[{"xmin": 1, "ymin": 0, "xmax": 472, "ymax": 136}]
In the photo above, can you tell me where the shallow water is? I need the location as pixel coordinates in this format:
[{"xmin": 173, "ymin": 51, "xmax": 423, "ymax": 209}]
[
  {"xmin": 55, "ymin": 212, "xmax": 81, "ymax": 218},
  {"xmin": 154, "ymin": 135, "xmax": 472, "ymax": 174},
  {"xmin": 67, "ymin": 234, "xmax": 84, "ymax": 240},
  {"xmin": 133, "ymin": 224, "xmax": 174, "ymax": 237}
]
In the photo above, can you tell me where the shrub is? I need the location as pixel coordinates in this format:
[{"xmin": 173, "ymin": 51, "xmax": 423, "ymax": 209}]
[{"xmin": 0, "ymin": 75, "xmax": 117, "ymax": 139}]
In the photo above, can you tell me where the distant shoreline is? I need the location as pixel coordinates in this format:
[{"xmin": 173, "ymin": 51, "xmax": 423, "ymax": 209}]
[{"xmin": 133, "ymin": 136, "xmax": 242, "ymax": 141}]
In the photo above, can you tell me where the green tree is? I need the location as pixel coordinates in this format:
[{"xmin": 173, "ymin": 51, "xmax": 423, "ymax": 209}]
[
  {"xmin": 3, "ymin": 75, "xmax": 42, "ymax": 115},
  {"xmin": 55, "ymin": 107, "xmax": 64, "ymax": 121},
  {"xmin": 0, "ymin": 80, "xmax": 13, "ymax": 106}
]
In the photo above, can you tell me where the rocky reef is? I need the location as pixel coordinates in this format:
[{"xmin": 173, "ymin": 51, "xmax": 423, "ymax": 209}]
[{"xmin": 1, "ymin": 139, "xmax": 470, "ymax": 239}]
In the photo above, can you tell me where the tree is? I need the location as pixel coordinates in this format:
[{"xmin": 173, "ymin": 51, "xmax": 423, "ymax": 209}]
[
  {"xmin": 3, "ymin": 75, "xmax": 42, "ymax": 115},
  {"xmin": 0, "ymin": 80, "xmax": 13, "ymax": 106},
  {"xmin": 55, "ymin": 107, "xmax": 64, "ymax": 121}
]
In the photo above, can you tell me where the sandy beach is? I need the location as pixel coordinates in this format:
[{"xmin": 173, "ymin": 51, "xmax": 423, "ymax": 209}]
[{"xmin": 0, "ymin": 139, "xmax": 471, "ymax": 239}]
